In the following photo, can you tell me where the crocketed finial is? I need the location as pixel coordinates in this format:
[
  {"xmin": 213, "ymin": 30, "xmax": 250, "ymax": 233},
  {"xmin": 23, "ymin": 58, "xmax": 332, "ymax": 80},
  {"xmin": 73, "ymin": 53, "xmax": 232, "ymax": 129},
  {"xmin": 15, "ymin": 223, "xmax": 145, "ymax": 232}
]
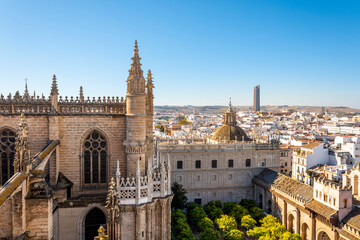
[{"xmin": 51, "ymin": 74, "xmax": 59, "ymax": 95}]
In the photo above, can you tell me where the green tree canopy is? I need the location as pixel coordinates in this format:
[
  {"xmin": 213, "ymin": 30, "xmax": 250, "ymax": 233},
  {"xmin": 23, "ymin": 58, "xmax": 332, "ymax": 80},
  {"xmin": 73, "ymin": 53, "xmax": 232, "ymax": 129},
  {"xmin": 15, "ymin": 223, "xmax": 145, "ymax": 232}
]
[
  {"xmin": 215, "ymin": 215, "xmax": 237, "ymax": 234},
  {"xmin": 224, "ymin": 229, "xmax": 244, "ymax": 240},
  {"xmin": 176, "ymin": 227, "xmax": 196, "ymax": 240},
  {"xmin": 171, "ymin": 182, "xmax": 188, "ymax": 210},
  {"xmin": 241, "ymin": 215, "xmax": 257, "ymax": 230},
  {"xmin": 239, "ymin": 199, "xmax": 257, "ymax": 210},
  {"xmin": 223, "ymin": 201, "xmax": 238, "ymax": 215},
  {"xmin": 204, "ymin": 201, "xmax": 224, "ymax": 221},
  {"xmin": 229, "ymin": 205, "xmax": 249, "ymax": 223},
  {"xmin": 247, "ymin": 215, "xmax": 287, "ymax": 240},
  {"xmin": 188, "ymin": 206, "xmax": 207, "ymax": 231},
  {"xmin": 198, "ymin": 217, "xmax": 214, "ymax": 231},
  {"xmin": 199, "ymin": 228, "xmax": 221, "ymax": 240},
  {"xmin": 281, "ymin": 232, "xmax": 302, "ymax": 240},
  {"xmin": 186, "ymin": 202, "xmax": 201, "ymax": 214},
  {"xmin": 250, "ymin": 207, "xmax": 266, "ymax": 222},
  {"xmin": 171, "ymin": 209, "xmax": 194, "ymax": 239}
]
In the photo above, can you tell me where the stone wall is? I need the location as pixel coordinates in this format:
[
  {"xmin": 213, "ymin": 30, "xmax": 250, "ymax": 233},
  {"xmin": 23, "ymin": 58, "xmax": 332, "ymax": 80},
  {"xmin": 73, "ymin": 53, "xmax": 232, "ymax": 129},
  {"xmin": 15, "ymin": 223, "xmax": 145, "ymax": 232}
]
[
  {"xmin": 56, "ymin": 115, "xmax": 126, "ymax": 194},
  {"xmin": 166, "ymin": 148, "xmax": 280, "ymax": 205},
  {"xmin": 26, "ymin": 198, "xmax": 53, "ymax": 239},
  {"xmin": 0, "ymin": 197, "xmax": 13, "ymax": 238}
]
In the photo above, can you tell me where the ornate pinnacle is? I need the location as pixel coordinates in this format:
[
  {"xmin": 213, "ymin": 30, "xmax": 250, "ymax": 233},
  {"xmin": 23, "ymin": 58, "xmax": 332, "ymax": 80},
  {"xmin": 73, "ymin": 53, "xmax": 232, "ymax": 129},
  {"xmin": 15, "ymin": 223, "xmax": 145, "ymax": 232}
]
[
  {"xmin": 116, "ymin": 159, "xmax": 121, "ymax": 178},
  {"xmin": 127, "ymin": 40, "xmax": 145, "ymax": 94},
  {"xmin": 130, "ymin": 40, "xmax": 142, "ymax": 73},
  {"xmin": 51, "ymin": 74, "xmax": 59, "ymax": 95},
  {"xmin": 228, "ymin": 97, "xmax": 233, "ymax": 112},
  {"xmin": 23, "ymin": 79, "xmax": 29, "ymax": 99},
  {"xmin": 133, "ymin": 40, "xmax": 138, "ymax": 57},
  {"xmin": 79, "ymin": 86, "xmax": 84, "ymax": 102},
  {"xmin": 146, "ymin": 69, "xmax": 154, "ymax": 89}
]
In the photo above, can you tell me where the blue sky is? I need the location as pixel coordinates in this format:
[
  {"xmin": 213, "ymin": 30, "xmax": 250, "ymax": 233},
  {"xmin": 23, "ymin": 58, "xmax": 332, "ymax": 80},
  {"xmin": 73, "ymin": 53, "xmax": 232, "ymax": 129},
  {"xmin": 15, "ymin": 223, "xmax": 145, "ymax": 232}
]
[{"xmin": 0, "ymin": 1, "xmax": 359, "ymax": 108}]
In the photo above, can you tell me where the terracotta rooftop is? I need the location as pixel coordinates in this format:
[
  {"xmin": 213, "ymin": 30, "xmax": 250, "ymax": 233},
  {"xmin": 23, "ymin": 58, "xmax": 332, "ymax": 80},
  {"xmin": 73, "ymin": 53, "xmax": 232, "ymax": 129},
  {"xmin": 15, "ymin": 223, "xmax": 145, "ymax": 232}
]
[
  {"xmin": 254, "ymin": 169, "xmax": 313, "ymax": 203},
  {"xmin": 301, "ymin": 141, "xmax": 323, "ymax": 150},
  {"xmin": 272, "ymin": 173, "xmax": 313, "ymax": 202},
  {"xmin": 341, "ymin": 207, "xmax": 360, "ymax": 231},
  {"xmin": 305, "ymin": 199, "xmax": 338, "ymax": 220}
]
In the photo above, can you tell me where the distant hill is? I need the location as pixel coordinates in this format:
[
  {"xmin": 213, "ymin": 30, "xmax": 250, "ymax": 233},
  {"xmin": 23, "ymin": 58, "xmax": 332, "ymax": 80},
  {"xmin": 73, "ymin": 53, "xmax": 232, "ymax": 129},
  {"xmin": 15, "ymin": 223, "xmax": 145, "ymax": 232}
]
[{"xmin": 154, "ymin": 105, "xmax": 360, "ymax": 114}]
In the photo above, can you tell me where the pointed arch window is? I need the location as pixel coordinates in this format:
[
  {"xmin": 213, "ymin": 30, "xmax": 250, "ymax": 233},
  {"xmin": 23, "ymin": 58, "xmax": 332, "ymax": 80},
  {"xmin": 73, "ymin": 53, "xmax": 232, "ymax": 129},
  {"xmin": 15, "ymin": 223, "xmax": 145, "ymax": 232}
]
[
  {"xmin": 83, "ymin": 131, "xmax": 107, "ymax": 184},
  {"xmin": 0, "ymin": 129, "xmax": 16, "ymax": 185}
]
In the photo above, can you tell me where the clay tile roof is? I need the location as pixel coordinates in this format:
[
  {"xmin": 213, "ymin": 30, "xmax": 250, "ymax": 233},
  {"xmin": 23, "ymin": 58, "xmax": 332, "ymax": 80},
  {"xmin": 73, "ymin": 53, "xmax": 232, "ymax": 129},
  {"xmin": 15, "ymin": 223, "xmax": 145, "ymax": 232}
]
[
  {"xmin": 305, "ymin": 199, "xmax": 338, "ymax": 219},
  {"xmin": 253, "ymin": 169, "xmax": 279, "ymax": 189},
  {"xmin": 254, "ymin": 169, "xmax": 313, "ymax": 203},
  {"xmin": 271, "ymin": 173, "xmax": 313, "ymax": 202},
  {"xmin": 302, "ymin": 141, "xmax": 322, "ymax": 150},
  {"xmin": 341, "ymin": 207, "xmax": 360, "ymax": 230}
]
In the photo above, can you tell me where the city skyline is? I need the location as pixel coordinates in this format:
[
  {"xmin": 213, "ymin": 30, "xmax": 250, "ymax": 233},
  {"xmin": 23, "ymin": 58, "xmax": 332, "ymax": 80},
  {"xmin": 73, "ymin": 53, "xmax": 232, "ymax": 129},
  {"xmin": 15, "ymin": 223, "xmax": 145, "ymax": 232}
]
[{"xmin": 0, "ymin": 1, "xmax": 359, "ymax": 108}]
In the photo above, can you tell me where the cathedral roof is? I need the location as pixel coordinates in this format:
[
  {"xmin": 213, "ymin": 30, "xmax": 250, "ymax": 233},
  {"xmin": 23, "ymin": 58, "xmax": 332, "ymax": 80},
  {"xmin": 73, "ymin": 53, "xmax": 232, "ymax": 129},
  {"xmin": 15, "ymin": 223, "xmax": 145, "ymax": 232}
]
[
  {"xmin": 211, "ymin": 125, "xmax": 251, "ymax": 142},
  {"xmin": 211, "ymin": 99, "xmax": 251, "ymax": 142}
]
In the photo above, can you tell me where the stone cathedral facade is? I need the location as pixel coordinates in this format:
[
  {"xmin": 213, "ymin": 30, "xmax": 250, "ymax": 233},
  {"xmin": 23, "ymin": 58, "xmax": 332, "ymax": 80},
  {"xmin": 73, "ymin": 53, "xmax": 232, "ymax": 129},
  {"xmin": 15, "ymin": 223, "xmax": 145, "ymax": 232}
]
[{"xmin": 0, "ymin": 41, "xmax": 172, "ymax": 240}]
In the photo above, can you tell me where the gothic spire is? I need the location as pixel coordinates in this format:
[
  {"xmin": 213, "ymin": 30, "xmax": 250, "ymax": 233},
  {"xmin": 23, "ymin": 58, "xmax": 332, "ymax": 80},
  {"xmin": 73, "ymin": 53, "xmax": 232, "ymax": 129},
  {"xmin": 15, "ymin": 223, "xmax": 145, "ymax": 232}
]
[
  {"xmin": 130, "ymin": 40, "xmax": 142, "ymax": 73},
  {"xmin": 23, "ymin": 79, "xmax": 29, "ymax": 99},
  {"xmin": 126, "ymin": 40, "xmax": 145, "ymax": 94},
  {"xmin": 51, "ymin": 74, "xmax": 59, "ymax": 95}
]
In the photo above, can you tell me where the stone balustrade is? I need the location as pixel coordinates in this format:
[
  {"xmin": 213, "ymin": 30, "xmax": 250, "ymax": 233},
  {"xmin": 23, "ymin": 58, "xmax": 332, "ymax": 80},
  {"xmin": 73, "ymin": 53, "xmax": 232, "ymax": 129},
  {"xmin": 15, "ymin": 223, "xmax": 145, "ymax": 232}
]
[{"xmin": 0, "ymin": 95, "xmax": 126, "ymax": 114}]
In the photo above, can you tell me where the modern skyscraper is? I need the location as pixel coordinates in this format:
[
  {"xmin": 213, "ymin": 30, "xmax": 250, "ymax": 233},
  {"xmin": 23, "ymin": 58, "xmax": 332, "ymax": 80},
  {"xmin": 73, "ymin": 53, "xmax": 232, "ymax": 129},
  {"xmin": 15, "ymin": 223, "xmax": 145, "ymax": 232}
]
[{"xmin": 253, "ymin": 85, "xmax": 260, "ymax": 112}]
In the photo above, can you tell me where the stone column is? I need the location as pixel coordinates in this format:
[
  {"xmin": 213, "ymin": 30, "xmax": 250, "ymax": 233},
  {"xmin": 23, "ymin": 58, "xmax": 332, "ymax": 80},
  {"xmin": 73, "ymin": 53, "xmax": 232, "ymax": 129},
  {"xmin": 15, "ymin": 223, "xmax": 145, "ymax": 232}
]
[
  {"xmin": 310, "ymin": 212, "xmax": 316, "ymax": 240},
  {"xmin": 161, "ymin": 199, "xmax": 167, "ymax": 240},
  {"xmin": 146, "ymin": 204, "xmax": 152, "ymax": 240},
  {"xmin": 167, "ymin": 197, "xmax": 173, "ymax": 240},
  {"xmin": 283, "ymin": 200, "xmax": 287, "ymax": 228},
  {"xmin": 272, "ymin": 194, "xmax": 276, "ymax": 216},
  {"xmin": 296, "ymin": 208, "xmax": 300, "ymax": 234},
  {"xmin": 135, "ymin": 206, "xmax": 140, "ymax": 240}
]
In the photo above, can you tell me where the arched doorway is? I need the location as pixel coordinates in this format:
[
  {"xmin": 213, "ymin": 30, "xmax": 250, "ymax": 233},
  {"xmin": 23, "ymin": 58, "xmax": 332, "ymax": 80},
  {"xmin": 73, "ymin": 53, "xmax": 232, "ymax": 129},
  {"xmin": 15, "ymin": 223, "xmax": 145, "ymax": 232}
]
[
  {"xmin": 259, "ymin": 194, "xmax": 263, "ymax": 209},
  {"xmin": 288, "ymin": 214, "xmax": 295, "ymax": 233},
  {"xmin": 84, "ymin": 207, "xmax": 106, "ymax": 240},
  {"xmin": 301, "ymin": 223, "xmax": 310, "ymax": 240},
  {"xmin": 267, "ymin": 200, "xmax": 272, "ymax": 214},
  {"xmin": 318, "ymin": 231, "xmax": 331, "ymax": 240}
]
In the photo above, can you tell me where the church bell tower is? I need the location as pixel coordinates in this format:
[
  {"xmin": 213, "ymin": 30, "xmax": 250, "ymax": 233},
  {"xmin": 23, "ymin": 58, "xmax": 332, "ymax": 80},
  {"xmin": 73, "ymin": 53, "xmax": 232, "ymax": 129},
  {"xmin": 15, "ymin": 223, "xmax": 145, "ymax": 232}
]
[{"xmin": 105, "ymin": 41, "xmax": 172, "ymax": 240}]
